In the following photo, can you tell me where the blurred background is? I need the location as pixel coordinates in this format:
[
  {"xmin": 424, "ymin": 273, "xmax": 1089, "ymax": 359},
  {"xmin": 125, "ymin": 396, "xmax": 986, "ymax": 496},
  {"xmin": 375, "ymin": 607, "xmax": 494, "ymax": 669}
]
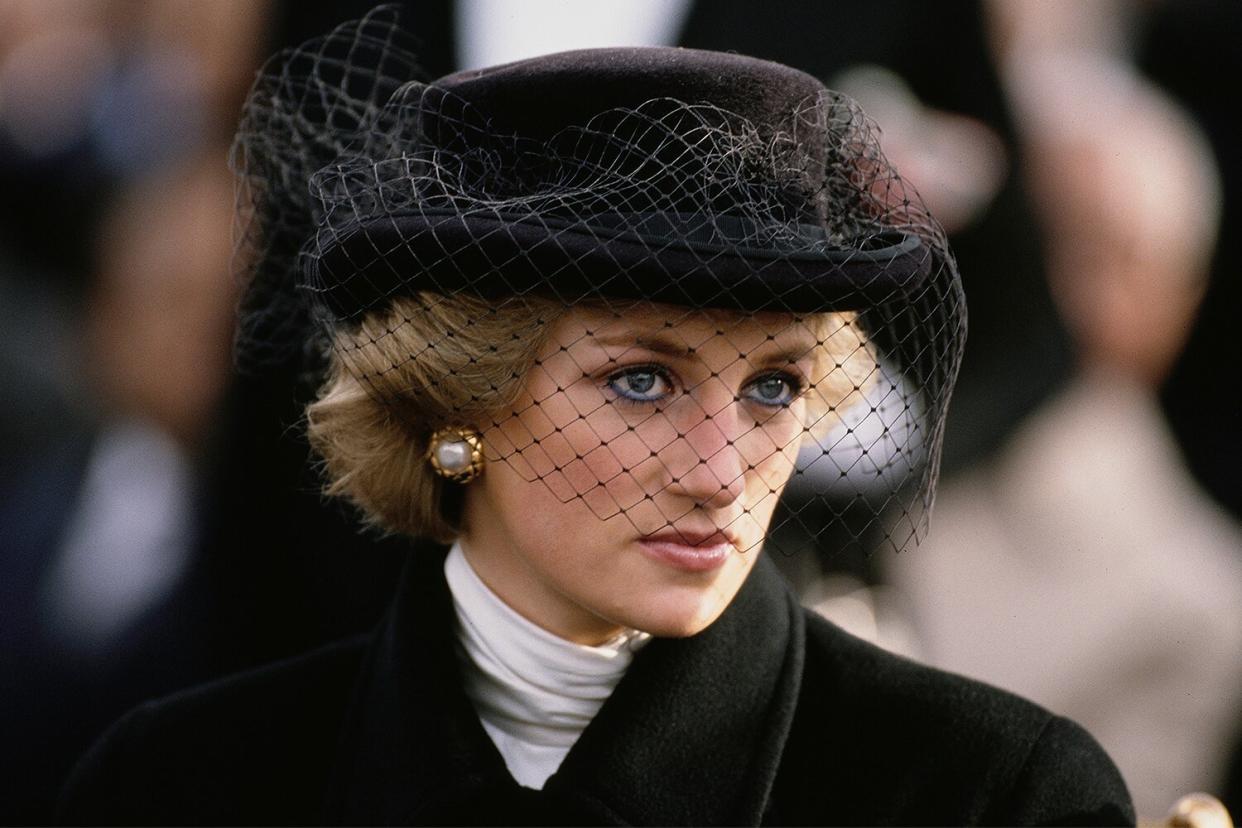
[{"xmin": 1, "ymin": 0, "xmax": 1239, "ymax": 823}]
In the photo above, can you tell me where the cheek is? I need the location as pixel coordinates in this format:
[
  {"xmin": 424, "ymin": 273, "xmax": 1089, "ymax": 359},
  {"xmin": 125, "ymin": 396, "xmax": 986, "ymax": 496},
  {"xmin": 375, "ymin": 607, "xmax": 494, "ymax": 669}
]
[
  {"xmin": 485, "ymin": 392, "xmax": 651, "ymax": 517},
  {"xmin": 561, "ymin": 415, "xmax": 677, "ymax": 522},
  {"xmin": 481, "ymin": 453, "xmax": 642, "ymax": 607}
]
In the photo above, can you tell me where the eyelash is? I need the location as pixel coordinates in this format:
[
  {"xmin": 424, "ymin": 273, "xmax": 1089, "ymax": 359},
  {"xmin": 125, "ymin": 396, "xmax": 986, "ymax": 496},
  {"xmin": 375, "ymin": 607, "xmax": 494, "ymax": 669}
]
[
  {"xmin": 604, "ymin": 364, "xmax": 807, "ymax": 409},
  {"xmin": 745, "ymin": 371, "xmax": 808, "ymax": 407},
  {"xmin": 606, "ymin": 364, "xmax": 674, "ymax": 407}
]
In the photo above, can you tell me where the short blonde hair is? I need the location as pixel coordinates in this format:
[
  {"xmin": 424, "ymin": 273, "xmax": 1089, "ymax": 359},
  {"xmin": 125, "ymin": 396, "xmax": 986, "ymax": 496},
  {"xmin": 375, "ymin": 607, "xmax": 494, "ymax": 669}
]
[{"xmin": 307, "ymin": 294, "xmax": 874, "ymax": 542}]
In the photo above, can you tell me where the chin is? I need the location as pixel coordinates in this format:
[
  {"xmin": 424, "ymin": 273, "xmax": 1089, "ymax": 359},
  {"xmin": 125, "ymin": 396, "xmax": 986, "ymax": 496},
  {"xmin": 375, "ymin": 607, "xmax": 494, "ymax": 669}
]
[
  {"xmin": 640, "ymin": 617, "xmax": 721, "ymax": 639},
  {"xmin": 617, "ymin": 550, "xmax": 759, "ymax": 637},
  {"xmin": 622, "ymin": 583, "xmax": 739, "ymax": 638}
]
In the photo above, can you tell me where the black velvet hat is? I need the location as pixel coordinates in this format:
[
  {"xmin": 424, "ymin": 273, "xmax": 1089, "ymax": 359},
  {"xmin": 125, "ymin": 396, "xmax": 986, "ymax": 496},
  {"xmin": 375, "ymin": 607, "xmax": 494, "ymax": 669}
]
[{"xmin": 304, "ymin": 47, "xmax": 933, "ymax": 320}]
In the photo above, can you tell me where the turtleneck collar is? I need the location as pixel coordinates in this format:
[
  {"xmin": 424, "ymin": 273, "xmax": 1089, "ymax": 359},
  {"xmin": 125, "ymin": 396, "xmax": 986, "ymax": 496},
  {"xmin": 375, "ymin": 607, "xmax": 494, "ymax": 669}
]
[{"xmin": 444, "ymin": 541, "xmax": 650, "ymax": 788}]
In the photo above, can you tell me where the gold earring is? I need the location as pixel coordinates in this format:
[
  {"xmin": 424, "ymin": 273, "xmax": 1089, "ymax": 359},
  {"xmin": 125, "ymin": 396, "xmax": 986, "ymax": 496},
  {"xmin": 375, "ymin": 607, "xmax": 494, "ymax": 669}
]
[{"xmin": 427, "ymin": 427, "xmax": 485, "ymax": 483}]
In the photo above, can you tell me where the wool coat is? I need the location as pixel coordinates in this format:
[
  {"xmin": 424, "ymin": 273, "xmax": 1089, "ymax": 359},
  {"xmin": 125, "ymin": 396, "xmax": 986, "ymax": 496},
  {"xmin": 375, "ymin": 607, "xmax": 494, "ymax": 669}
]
[{"xmin": 59, "ymin": 546, "xmax": 1134, "ymax": 825}]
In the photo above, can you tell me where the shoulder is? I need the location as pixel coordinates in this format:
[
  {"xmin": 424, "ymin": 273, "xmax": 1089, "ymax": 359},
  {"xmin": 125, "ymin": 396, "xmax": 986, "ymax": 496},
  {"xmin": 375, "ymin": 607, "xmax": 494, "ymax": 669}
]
[
  {"xmin": 800, "ymin": 609, "xmax": 1047, "ymax": 736},
  {"xmin": 58, "ymin": 636, "xmax": 369, "ymax": 825},
  {"xmin": 771, "ymin": 611, "xmax": 1134, "ymax": 825}
]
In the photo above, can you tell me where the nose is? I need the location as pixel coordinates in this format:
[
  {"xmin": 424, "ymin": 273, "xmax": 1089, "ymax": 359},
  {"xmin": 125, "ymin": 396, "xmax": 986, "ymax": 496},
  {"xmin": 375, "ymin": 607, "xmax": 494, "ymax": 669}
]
[{"xmin": 668, "ymin": 397, "xmax": 748, "ymax": 509}]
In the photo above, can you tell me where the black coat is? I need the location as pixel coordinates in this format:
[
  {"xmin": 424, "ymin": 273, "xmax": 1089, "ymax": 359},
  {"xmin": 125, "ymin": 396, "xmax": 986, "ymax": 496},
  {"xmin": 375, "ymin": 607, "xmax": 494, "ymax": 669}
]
[{"xmin": 59, "ymin": 547, "xmax": 1134, "ymax": 825}]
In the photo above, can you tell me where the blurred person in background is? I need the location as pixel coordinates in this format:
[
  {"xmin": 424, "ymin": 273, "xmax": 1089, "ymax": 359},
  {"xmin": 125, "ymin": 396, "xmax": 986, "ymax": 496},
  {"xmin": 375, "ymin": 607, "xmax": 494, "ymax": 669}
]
[
  {"xmin": 0, "ymin": 0, "xmax": 266, "ymax": 295},
  {"xmin": 3, "ymin": 2, "xmax": 443, "ymax": 820},
  {"xmin": 0, "ymin": 156, "xmax": 239, "ymax": 824},
  {"xmin": 0, "ymin": 0, "xmax": 270, "ymax": 474},
  {"xmin": 42, "ymin": 156, "xmax": 239, "ymax": 652},
  {"xmin": 884, "ymin": 2, "xmax": 1242, "ymax": 819},
  {"xmin": 0, "ymin": 2, "xmax": 272, "ymax": 822},
  {"xmin": 1140, "ymin": 4, "xmax": 1242, "ymax": 809},
  {"xmin": 1137, "ymin": 0, "xmax": 1242, "ymax": 533}
]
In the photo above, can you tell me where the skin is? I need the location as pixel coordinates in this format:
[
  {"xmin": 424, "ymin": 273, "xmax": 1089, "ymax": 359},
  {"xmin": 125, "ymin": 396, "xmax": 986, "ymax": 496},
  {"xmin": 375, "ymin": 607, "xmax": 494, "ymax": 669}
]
[{"xmin": 459, "ymin": 303, "xmax": 821, "ymax": 645}]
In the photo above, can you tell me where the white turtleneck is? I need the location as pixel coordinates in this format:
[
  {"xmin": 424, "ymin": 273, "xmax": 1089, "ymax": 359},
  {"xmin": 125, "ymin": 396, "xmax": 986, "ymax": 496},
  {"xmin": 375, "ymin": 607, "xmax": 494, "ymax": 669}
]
[{"xmin": 444, "ymin": 542, "xmax": 651, "ymax": 789}]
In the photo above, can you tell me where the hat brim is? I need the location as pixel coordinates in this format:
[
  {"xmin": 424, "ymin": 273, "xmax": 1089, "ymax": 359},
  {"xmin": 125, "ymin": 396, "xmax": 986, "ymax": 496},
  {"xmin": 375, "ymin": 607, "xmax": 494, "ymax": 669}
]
[{"xmin": 307, "ymin": 209, "xmax": 932, "ymax": 319}]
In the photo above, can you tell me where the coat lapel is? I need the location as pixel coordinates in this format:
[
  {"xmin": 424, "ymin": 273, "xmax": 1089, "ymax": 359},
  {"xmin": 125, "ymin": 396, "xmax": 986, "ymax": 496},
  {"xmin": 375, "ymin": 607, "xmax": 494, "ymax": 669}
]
[
  {"xmin": 546, "ymin": 554, "xmax": 805, "ymax": 824},
  {"xmin": 324, "ymin": 544, "xmax": 518, "ymax": 824},
  {"xmin": 326, "ymin": 544, "xmax": 805, "ymax": 825}
]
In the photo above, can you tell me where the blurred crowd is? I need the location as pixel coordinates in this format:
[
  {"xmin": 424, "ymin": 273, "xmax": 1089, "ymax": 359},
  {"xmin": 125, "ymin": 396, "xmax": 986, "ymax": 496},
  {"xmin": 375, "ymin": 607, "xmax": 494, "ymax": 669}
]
[{"xmin": 1, "ymin": 0, "xmax": 1240, "ymax": 823}]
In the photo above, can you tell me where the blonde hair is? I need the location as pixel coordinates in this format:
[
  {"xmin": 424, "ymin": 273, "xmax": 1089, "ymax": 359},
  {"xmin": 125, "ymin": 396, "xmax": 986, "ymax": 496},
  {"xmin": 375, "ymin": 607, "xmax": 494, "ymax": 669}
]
[
  {"xmin": 307, "ymin": 292, "xmax": 561, "ymax": 542},
  {"xmin": 307, "ymin": 294, "xmax": 875, "ymax": 542}
]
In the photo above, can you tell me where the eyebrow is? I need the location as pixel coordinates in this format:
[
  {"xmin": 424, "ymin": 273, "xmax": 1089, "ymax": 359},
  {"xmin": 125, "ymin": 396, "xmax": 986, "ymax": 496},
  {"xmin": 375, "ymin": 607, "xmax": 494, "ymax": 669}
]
[
  {"xmin": 591, "ymin": 331, "xmax": 818, "ymax": 366},
  {"xmin": 593, "ymin": 332, "xmax": 692, "ymax": 358}
]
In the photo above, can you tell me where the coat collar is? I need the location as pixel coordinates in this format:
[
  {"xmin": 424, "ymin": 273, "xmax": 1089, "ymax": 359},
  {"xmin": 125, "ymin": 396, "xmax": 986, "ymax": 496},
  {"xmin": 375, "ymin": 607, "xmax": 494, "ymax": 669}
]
[{"xmin": 325, "ymin": 544, "xmax": 805, "ymax": 825}]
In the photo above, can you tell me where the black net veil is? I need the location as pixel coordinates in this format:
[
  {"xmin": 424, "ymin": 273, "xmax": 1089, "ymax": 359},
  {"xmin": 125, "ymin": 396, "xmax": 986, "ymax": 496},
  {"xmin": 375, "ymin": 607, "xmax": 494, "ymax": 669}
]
[{"xmin": 231, "ymin": 7, "xmax": 966, "ymax": 559}]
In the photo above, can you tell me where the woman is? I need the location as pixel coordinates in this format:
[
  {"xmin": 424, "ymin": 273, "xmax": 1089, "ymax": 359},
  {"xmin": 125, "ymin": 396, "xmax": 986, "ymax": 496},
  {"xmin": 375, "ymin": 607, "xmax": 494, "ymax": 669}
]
[{"xmin": 60, "ymin": 8, "xmax": 1133, "ymax": 825}]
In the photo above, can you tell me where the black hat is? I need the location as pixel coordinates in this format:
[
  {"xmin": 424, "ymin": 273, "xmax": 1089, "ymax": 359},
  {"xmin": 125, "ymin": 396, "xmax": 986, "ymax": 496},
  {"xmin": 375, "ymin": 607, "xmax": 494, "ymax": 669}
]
[{"xmin": 305, "ymin": 46, "xmax": 933, "ymax": 321}]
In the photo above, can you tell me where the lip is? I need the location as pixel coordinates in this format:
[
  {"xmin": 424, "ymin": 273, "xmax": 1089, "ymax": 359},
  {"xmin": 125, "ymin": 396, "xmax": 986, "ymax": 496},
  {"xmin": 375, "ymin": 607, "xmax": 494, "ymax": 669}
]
[{"xmin": 638, "ymin": 529, "xmax": 736, "ymax": 573}]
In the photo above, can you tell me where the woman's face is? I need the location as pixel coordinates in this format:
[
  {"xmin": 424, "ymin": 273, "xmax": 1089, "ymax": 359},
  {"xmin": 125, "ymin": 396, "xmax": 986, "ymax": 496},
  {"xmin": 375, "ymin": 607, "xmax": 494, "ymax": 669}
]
[{"xmin": 461, "ymin": 303, "xmax": 821, "ymax": 644}]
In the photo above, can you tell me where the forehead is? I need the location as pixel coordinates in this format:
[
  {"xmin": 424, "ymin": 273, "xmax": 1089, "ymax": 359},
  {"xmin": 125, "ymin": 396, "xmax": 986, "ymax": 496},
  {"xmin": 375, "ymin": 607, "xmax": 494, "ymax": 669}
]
[{"xmin": 548, "ymin": 303, "xmax": 815, "ymax": 357}]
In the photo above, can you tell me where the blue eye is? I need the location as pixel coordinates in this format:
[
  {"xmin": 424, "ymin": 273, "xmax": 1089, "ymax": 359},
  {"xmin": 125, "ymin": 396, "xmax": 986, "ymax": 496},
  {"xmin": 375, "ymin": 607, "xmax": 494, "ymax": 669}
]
[
  {"xmin": 743, "ymin": 373, "xmax": 802, "ymax": 407},
  {"xmin": 607, "ymin": 366, "xmax": 672, "ymax": 403}
]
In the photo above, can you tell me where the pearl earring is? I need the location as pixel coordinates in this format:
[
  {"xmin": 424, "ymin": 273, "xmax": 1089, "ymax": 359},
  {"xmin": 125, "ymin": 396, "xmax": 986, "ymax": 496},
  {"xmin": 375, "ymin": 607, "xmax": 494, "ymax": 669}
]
[{"xmin": 426, "ymin": 427, "xmax": 485, "ymax": 483}]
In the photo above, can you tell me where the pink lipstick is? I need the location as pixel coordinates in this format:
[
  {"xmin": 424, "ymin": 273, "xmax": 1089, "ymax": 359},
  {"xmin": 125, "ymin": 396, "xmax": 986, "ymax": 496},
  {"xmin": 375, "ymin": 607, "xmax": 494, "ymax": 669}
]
[{"xmin": 638, "ymin": 530, "xmax": 734, "ymax": 573}]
